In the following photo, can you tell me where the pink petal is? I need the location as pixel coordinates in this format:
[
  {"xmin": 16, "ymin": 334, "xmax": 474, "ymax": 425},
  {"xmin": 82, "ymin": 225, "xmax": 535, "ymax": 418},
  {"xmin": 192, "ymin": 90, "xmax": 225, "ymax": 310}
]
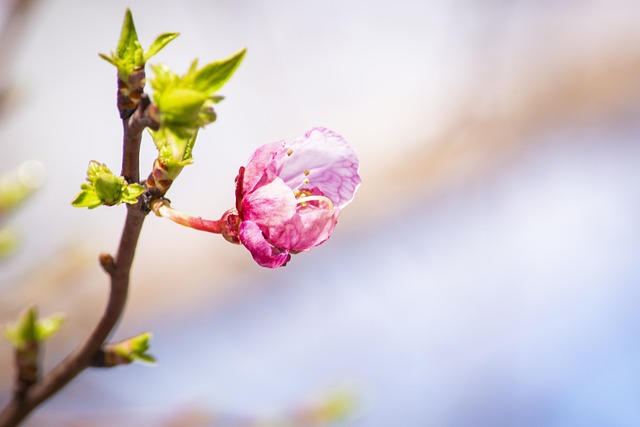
[
  {"xmin": 241, "ymin": 141, "xmax": 284, "ymax": 194},
  {"xmin": 269, "ymin": 207, "xmax": 339, "ymax": 253},
  {"xmin": 276, "ymin": 128, "xmax": 361, "ymax": 208},
  {"xmin": 242, "ymin": 177, "xmax": 296, "ymax": 228},
  {"xmin": 239, "ymin": 220, "xmax": 291, "ymax": 268}
]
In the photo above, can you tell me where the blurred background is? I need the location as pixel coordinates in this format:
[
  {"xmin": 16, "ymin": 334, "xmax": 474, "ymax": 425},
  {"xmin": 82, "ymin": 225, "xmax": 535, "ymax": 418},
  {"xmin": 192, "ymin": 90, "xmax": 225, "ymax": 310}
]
[{"xmin": 1, "ymin": 0, "xmax": 640, "ymax": 426}]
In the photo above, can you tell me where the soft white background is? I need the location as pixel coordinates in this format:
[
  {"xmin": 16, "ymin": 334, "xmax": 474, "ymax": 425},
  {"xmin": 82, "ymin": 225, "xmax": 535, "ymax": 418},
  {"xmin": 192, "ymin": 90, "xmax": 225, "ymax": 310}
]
[{"xmin": 1, "ymin": 0, "xmax": 639, "ymax": 426}]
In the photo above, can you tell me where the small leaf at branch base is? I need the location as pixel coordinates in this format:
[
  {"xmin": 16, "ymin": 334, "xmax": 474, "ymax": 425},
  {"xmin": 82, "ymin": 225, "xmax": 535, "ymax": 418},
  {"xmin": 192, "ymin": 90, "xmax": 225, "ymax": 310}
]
[{"xmin": 106, "ymin": 332, "xmax": 157, "ymax": 366}]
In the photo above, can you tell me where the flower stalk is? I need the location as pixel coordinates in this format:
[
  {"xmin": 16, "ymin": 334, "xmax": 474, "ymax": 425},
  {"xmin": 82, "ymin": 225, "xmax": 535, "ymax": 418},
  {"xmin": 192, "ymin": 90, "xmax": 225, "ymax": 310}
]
[{"xmin": 151, "ymin": 199, "xmax": 225, "ymax": 234}]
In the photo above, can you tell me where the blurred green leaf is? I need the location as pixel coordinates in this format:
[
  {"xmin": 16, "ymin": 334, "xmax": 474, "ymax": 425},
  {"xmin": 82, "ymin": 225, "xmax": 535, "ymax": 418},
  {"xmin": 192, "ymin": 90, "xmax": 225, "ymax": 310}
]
[
  {"xmin": 109, "ymin": 332, "xmax": 157, "ymax": 365},
  {"xmin": 4, "ymin": 307, "xmax": 64, "ymax": 350},
  {"xmin": 0, "ymin": 227, "xmax": 19, "ymax": 257},
  {"xmin": 34, "ymin": 314, "xmax": 65, "ymax": 342}
]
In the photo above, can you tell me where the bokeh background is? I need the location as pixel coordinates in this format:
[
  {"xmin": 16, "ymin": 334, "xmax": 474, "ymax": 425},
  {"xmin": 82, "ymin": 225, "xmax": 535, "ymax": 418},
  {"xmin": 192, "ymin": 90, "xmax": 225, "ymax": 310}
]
[{"xmin": 1, "ymin": 0, "xmax": 640, "ymax": 426}]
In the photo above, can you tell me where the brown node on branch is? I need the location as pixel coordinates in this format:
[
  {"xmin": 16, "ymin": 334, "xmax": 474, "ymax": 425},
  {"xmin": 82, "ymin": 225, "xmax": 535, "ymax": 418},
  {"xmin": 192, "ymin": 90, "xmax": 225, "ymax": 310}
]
[
  {"xmin": 117, "ymin": 65, "xmax": 146, "ymax": 119},
  {"xmin": 99, "ymin": 252, "xmax": 116, "ymax": 275},
  {"xmin": 15, "ymin": 340, "xmax": 39, "ymax": 401}
]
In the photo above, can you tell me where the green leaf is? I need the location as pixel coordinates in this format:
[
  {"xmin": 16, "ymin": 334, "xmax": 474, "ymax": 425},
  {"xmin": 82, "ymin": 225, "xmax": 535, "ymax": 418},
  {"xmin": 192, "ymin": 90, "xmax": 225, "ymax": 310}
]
[
  {"xmin": 3, "ymin": 307, "xmax": 36, "ymax": 350},
  {"xmin": 98, "ymin": 52, "xmax": 117, "ymax": 66},
  {"xmin": 71, "ymin": 188, "xmax": 102, "ymax": 209},
  {"xmin": 149, "ymin": 48, "xmax": 245, "ymax": 134},
  {"xmin": 72, "ymin": 161, "xmax": 144, "ymax": 209},
  {"xmin": 121, "ymin": 183, "xmax": 145, "ymax": 204},
  {"xmin": 144, "ymin": 32, "xmax": 180, "ymax": 62},
  {"xmin": 100, "ymin": 9, "xmax": 176, "ymax": 80},
  {"xmin": 152, "ymin": 127, "xmax": 197, "ymax": 166},
  {"xmin": 109, "ymin": 332, "xmax": 157, "ymax": 365},
  {"xmin": 157, "ymin": 88, "xmax": 207, "ymax": 125},
  {"xmin": 94, "ymin": 173, "xmax": 124, "ymax": 205},
  {"xmin": 0, "ymin": 227, "xmax": 19, "ymax": 258},
  {"xmin": 3, "ymin": 307, "xmax": 64, "ymax": 350},
  {"xmin": 116, "ymin": 8, "xmax": 139, "ymax": 60},
  {"xmin": 182, "ymin": 130, "xmax": 198, "ymax": 163},
  {"xmin": 0, "ymin": 160, "xmax": 45, "ymax": 211},
  {"xmin": 193, "ymin": 48, "xmax": 246, "ymax": 94},
  {"xmin": 35, "ymin": 315, "xmax": 65, "ymax": 341},
  {"xmin": 149, "ymin": 63, "xmax": 178, "ymax": 93},
  {"xmin": 86, "ymin": 160, "xmax": 111, "ymax": 181}
]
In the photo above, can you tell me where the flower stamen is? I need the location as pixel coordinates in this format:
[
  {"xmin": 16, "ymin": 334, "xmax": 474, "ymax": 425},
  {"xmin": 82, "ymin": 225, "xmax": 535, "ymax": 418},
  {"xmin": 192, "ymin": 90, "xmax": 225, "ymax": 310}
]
[{"xmin": 296, "ymin": 194, "xmax": 334, "ymax": 210}]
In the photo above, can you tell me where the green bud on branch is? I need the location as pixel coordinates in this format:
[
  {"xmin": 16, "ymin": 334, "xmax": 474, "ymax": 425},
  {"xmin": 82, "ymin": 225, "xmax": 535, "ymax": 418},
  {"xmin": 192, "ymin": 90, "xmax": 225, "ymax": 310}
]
[
  {"xmin": 72, "ymin": 161, "xmax": 145, "ymax": 209},
  {"xmin": 4, "ymin": 307, "xmax": 64, "ymax": 351},
  {"xmin": 99, "ymin": 8, "xmax": 178, "ymax": 81},
  {"xmin": 4, "ymin": 307, "xmax": 64, "ymax": 396},
  {"xmin": 99, "ymin": 8, "xmax": 178, "ymax": 118},
  {"xmin": 92, "ymin": 332, "xmax": 156, "ymax": 367}
]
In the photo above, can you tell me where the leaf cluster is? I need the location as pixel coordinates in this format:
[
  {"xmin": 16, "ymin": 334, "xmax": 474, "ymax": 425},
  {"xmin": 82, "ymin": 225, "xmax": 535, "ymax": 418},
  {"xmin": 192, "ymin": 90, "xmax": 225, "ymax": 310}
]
[
  {"xmin": 148, "ymin": 49, "xmax": 245, "ymax": 179},
  {"xmin": 150, "ymin": 49, "xmax": 245, "ymax": 130},
  {"xmin": 99, "ymin": 8, "xmax": 178, "ymax": 80},
  {"xmin": 72, "ymin": 161, "xmax": 144, "ymax": 209}
]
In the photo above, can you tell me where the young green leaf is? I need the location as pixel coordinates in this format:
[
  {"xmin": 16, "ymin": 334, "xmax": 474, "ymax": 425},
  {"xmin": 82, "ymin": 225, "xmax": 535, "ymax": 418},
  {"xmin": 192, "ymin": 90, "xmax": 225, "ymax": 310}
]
[
  {"xmin": 72, "ymin": 161, "xmax": 144, "ymax": 209},
  {"xmin": 144, "ymin": 32, "xmax": 180, "ymax": 62},
  {"xmin": 116, "ymin": 8, "xmax": 140, "ymax": 60},
  {"xmin": 108, "ymin": 332, "xmax": 157, "ymax": 365},
  {"xmin": 193, "ymin": 48, "xmax": 246, "ymax": 94},
  {"xmin": 71, "ymin": 188, "xmax": 102, "ymax": 209},
  {"xmin": 100, "ymin": 9, "xmax": 177, "ymax": 81},
  {"xmin": 4, "ymin": 307, "xmax": 64, "ymax": 350},
  {"xmin": 34, "ymin": 314, "xmax": 65, "ymax": 342},
  {"xmin": 121, "ymin": 183, "xmax": 145, "ymax": 204},
  {"xmin": 94, "ymin": 173, "xmax": 125, "ymax": 205}
]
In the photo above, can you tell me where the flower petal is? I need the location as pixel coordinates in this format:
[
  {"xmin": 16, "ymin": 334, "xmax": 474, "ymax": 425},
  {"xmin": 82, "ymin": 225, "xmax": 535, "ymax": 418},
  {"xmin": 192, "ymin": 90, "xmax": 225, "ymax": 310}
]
[
  {"xmin": 241, "ymin": 141, "xmax": 284, "ymax": 194},
  {"xmin": 242, "ymin": 177, "xmax": 296, "ymax": 228},
  {"xmin": 269, "ymin": 207, "xmax": 339, "ymax": 253},
  {"xmin": 276, "ymin": 128, "xmax": 361, "ymax": 208},
  {"xmin": 239, "ymin": 220, "xmax": 291, "ymax": 268}
]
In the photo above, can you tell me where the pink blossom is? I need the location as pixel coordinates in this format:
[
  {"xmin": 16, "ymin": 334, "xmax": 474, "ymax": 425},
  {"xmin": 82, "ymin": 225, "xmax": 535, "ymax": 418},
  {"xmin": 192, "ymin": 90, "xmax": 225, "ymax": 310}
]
[{"xmin": 223, "ymin": 127, "xmax": 361, "ymax": 267}]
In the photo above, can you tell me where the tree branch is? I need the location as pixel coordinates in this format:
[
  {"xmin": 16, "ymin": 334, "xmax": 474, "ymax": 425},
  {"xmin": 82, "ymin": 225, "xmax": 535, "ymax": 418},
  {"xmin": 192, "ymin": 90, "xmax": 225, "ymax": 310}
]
[{"xmin": 0, "ymin": 100, "xmax": 155, "ymax": 426}]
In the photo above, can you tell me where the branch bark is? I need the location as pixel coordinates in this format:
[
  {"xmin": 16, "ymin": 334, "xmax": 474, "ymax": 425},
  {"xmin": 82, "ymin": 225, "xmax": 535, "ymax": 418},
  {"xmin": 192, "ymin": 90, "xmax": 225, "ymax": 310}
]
[{"xmin": 0, "ymin": 99, "xmax": 155, "ymax": 427}]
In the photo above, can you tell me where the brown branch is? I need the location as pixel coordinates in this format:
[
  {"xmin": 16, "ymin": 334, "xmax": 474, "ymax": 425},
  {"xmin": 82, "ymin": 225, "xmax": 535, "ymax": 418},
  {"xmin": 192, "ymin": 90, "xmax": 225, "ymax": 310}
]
[{"xmin": 0, "ymin": 99, "xmax": 156, "ymax": 426}]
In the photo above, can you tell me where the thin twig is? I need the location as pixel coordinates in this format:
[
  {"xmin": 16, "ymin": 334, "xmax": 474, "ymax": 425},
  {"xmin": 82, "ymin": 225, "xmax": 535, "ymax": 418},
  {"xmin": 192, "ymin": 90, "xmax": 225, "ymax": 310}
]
[{"xmin": 0, "ymin": 100, "xmax": 154, "ymax": 427}]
